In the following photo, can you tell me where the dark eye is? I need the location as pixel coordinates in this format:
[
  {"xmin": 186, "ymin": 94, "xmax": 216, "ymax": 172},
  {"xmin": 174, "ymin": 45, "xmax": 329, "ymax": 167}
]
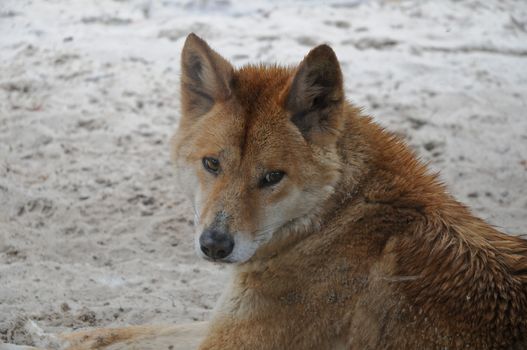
[
  {"xmin": 202, "ymin": 157, "xmax": 220, "ymax": 174},
  {"xmin": 260, "ymin": 171, "xmax": 285, "ymax": 187}
]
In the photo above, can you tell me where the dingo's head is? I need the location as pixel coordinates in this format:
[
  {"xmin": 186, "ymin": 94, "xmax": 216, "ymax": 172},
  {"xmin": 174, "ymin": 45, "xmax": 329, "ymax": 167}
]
[{"xmin": 171, "ymin": 34, "xmax": 345, "ymax": 264}]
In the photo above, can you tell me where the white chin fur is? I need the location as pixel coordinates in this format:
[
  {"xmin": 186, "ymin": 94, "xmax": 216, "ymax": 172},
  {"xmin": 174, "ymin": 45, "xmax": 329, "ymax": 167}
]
[{"xmin": 227, "ymin": 231, "xmax": 270, "ymax": 263}]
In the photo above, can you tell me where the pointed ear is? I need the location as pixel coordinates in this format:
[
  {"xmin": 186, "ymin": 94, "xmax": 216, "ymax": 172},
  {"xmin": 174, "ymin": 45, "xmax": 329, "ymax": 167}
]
[
  {"xmin": 180, "ymin": 33, "xmax": 234, "ymax": 120},
  {"xmin": 284, "ymin": 44, "xmax": 344, "ymax": 143}
]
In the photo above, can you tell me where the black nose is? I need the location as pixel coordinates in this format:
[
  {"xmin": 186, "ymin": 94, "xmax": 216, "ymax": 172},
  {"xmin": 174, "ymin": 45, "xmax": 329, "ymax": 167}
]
[{"xmin": 199, "ymin": 229, "xmax": 234, "ymax": 259}]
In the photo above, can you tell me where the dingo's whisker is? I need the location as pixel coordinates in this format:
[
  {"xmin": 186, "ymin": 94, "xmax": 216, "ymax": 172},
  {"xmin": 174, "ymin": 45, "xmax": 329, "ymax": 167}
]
[{"xmin": 192, "ymin": 205, "xmax": 201, "ymax": 225}]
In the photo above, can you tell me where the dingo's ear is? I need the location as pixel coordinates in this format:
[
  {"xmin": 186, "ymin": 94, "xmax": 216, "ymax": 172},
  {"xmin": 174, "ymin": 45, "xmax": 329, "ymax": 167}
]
[
  {"xmin": 181, "ymin": 33, "xmax": 234, "ymax": 120},
  {"xmin": 285, "ymin": 44, "xmax": 344, "ymax": 142}
]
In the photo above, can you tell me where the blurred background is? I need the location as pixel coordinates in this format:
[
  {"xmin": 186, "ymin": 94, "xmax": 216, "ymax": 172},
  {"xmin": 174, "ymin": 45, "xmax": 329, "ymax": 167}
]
[{"xmin": 1, "ymin": 0, "xmax": 526, "ymax": 345}]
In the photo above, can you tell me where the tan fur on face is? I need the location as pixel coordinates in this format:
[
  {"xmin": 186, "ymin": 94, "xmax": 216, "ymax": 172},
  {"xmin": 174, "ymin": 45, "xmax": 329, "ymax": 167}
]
[{"xmin": 173, "ymin": 44, "xmax": 343, "ymax": 262}]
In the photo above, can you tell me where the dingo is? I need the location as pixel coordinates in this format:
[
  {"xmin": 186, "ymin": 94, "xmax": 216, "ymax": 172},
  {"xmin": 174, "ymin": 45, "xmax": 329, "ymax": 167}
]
[{"xmin": 7, "ymin": 33, "xmax": 526, "ymax": 350}]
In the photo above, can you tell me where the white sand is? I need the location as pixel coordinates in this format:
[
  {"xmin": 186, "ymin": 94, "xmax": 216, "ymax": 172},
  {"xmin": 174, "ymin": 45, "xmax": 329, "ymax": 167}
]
[{"xmin": 1, "ymin": 0, "xmax": 526, "ymax": 345}]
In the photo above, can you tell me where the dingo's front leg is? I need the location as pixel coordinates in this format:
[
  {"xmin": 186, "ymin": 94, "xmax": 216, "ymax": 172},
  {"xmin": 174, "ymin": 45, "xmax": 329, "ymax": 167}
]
[
  {"xmin": 60, "ymin": 322, "xmax": 208, "ymax": 350},
  {"xmin": 198, "ymin": 319, "xmax": 327, "ymax": 350}
]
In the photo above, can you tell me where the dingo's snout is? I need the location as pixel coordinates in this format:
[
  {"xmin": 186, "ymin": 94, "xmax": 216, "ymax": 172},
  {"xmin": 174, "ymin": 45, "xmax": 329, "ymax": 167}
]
[{"xmin": 199, "ymin": 228, "xmax": 234, "ymax": 260}]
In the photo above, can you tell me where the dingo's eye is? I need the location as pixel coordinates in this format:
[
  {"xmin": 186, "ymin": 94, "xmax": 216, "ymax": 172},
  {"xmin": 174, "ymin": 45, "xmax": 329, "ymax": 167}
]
[
  {"xmin": 203, "ymin": 157, "xmax": 220, "ymax": 174},
  {"xmin": 260, "ymin": 171, "xmax": 285, "ymax": 187}
]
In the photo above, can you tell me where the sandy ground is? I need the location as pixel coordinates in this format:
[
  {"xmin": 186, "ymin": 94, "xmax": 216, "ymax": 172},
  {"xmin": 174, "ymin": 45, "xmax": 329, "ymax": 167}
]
[{"xmin": 0, "ymin": 0, "xmax": 526, "ymax": 346}]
